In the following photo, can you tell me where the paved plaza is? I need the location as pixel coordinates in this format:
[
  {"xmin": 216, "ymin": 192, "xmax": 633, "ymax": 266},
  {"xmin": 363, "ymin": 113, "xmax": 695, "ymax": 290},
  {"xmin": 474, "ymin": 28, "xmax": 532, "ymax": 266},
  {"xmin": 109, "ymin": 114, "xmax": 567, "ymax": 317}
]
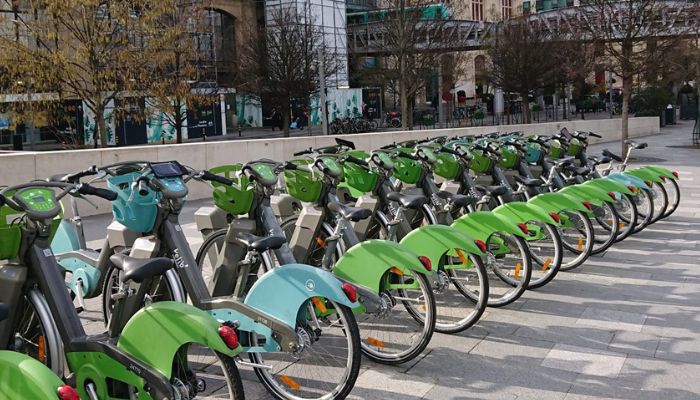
[{"xmin": 79, "ymin": 120, "xmax": 700, "ymax": 399}]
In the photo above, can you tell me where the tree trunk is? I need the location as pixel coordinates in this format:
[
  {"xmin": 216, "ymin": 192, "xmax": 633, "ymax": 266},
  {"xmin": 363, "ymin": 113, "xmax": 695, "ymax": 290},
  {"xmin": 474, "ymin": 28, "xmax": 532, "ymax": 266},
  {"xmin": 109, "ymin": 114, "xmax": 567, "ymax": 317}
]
[
  {"xmin": 621, "ymin": 75, "xmax": 632, "ymax": 158},
  {"xmin": 175, "ymin": 99, "xmax": 184, "ymax": 144},
  {"xmin": 400, "ymin": 82, "xmax": 410, "ymax": 130},
  {"xmin": 95, "ymin": 105, "xmax": 108, "ymax": 148}
]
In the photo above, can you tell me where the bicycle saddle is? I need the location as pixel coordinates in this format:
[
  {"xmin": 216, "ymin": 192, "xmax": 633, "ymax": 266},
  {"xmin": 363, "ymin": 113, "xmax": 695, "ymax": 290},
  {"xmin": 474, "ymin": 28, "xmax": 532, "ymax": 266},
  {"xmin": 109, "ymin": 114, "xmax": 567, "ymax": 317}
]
[
  {"xmin": 473, "ymin": 184, "xmax": 509, "ymax": 197},
  {"xmin": 328, "ymin": 202, "xmax": 372, "ymax": 222},
  {"xmin": 0, "ymin": 303, "xmax": 8, "ymax": 322},
  {"xmin": 514, "ymin": 176, "xmax": 544, "ymax": 187},
  {"xmin": 587, "ymin": 156, "xmax": 611, "ymax": 166},
  {"xmin": 386, "ymin": 192, "xmax": 428, "ymax": 209},
  {"xmin": 110, "ymin": 254, "xmax": 174, "ymax": 284},
  {"xmin": 436, "ymin": 191, "xmax": 477, "ymax": 207},
  {"xmin": 237, "ymin": 233, "xmax": 286, "ymax": 252},
  {"xmin": 602, "ymin": 149, "xmax": 623, "ymax": 162}
]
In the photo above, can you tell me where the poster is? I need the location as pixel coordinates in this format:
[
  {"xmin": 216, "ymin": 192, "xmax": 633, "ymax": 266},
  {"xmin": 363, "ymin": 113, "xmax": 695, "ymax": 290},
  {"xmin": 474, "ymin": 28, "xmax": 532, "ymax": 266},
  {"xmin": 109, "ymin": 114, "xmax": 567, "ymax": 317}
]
[{"xmin": 82, "ymin": 100, "xmax": 115, "ymax": 145}]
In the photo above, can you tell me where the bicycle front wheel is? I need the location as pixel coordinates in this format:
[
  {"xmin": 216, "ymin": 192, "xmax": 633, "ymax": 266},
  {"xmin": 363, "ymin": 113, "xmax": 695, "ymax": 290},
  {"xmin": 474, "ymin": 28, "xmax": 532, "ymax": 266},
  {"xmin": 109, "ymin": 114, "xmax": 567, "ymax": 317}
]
[
  {"xmin": 525, "ymin": 221, "xmax": 563, "ymax": 289},
  {"xmin": 558, "ymin": 210, "xmax": 594, "ymax": 271}
]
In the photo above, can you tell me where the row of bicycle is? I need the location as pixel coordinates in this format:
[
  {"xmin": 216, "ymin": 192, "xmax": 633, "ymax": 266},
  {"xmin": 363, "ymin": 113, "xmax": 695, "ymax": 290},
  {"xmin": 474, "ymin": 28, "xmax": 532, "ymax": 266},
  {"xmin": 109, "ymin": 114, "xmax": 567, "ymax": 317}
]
[{"xmin": 0, "ymin": 127, "xmax": 680, "ymax": 399}]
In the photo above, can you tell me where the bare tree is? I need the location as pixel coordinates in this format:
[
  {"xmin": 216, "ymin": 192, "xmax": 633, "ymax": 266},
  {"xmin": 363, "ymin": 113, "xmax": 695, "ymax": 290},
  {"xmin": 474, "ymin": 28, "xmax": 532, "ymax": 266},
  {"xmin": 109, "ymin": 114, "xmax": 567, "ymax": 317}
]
[
  {"xmin": 144, "ymin": 1, "xmax": 217, "ymax": 144},
  {"xmin": 552, "ymin": 41, "xmax": 597, "ymax": 120},
  {"xmin": 584, "ymin": 0, "xmax": 683, "ymax": 156},
  {"xmin": 371, "ymin": 0, "xmax": 459, "ymax": 129},
  {"xmin": 482, "ymin": 19, "xmax": 559, "ymax": 124},
  {"xmin": 238, "ymin": 6, "xmax": 336, "ymax": 137},
  {"xmin": 0, "ymin": 0, "xmax": 179, "ymax": 147}
]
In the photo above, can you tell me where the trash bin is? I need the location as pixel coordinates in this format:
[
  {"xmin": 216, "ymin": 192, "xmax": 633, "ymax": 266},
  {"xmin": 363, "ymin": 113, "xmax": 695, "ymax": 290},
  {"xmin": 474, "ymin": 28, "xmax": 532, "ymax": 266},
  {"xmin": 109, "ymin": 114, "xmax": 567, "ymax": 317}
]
[
  {"xmin": 665, "ymin": 105, "xmax": 676, "ymax": 125},
  {"xmin": 12, "ymin": 134, "xmax": 23, "ymax": 151}
]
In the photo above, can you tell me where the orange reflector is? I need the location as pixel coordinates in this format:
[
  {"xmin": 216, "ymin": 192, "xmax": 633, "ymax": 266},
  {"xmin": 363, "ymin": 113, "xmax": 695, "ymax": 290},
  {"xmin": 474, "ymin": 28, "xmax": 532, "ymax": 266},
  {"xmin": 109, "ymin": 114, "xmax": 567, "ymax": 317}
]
[
  {"xmin": 367, "ymin": 337, "xmax": 385, "ymax": 348},
  {"xmin": 577, "ymin": 236, "xmax": 584, "ymax": 251},
  {"xmin": 311, "ymin": 297, "xmax": 328, "ymax": 314},
  {"xmin": 315, "ymin": 237, "xmax": 326, "ymax": 248},
  {"xmin": 280, "ymin": 375, "xmax": 301, "ymax": 390},
  {"xmin": 542, "ymin": 258, "xmax": 552, "ymax": 271},
  {"xmin": 455, "ymin": 248, "xmax": 468, "ymax": 265},
  {"xmin": 514, "ymin": 263, "xmax": 521, "ymax": 280},
  {"xmin": 619, "ymin": 223, "xmax": 625, "ymax": 230},
  {"xmin": 389, "ymin": 266, "xmax": 404, "ymax": 276},
  {"xmin": 38, "ymin": 335, "xmax": 46, "ymax": 363}
]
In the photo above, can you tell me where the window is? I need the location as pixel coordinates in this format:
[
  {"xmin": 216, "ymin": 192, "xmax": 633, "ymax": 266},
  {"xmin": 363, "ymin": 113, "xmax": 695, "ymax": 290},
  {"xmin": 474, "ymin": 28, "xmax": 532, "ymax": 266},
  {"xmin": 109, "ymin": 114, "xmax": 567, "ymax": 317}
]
[
  {"xmin": 502, "ymin": 0, "xmax": 512, "ymax": 19},
  {"xmin": 472, "ymin": 0, "xmax": 483, "ymax": 21}
]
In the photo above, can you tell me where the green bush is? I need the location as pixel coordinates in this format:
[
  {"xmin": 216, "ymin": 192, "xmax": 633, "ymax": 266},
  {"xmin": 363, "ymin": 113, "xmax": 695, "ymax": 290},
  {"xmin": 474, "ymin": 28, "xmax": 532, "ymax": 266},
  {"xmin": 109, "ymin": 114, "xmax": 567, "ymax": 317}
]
[{"xmin": 632, "ymin": 86, "xmax": 674, "ymax": 117}]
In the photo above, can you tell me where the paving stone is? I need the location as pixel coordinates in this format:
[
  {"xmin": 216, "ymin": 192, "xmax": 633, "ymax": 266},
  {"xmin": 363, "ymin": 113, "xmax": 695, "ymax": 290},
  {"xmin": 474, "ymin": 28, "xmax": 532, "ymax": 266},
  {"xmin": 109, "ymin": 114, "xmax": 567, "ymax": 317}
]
[
  {"xmin": 607, "ymin": 331, "xmax": 661, "ymax": 357},
  {"xmin": 576, "ymin": 307, "xmax": 646, "ymax": 332},
  {"xmin": 541, "ymin": 344, "xmax": 627, "ymax": 377}
]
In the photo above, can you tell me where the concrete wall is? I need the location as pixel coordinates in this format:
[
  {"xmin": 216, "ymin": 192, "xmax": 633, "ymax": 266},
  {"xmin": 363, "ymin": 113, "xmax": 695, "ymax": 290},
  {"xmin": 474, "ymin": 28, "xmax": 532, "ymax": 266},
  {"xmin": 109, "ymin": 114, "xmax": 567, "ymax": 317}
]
[{"xmin": 0, "ymin": 117, "xmax": 660, "ymax": 217}]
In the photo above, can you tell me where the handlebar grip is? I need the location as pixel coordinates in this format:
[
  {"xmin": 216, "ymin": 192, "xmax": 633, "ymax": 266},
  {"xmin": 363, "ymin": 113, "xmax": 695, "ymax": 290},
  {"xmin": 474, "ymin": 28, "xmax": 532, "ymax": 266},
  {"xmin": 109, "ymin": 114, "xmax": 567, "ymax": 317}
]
[
  {"xmin": 637, "ymin": 142, "xmax": 648, "ymax": 149},
  {"xmin": 78, "ymin": 184, "xmax": 118, "ymax": 201},
  {"xmin": 0, "ymin": 195, "xmax": 5, "ymax": 208},
  {"xmin": 293, "ymin": 148, "xmax": 312, "ymax": 157},
  {"xmin": 284, "ymin": 161, "xmax": 298, "ymax": 170},
  {"xmin": 202, "ymin": 171, "xmax": 234, "ymax": 186},
  {"xmin": 589, "ymin": 132, "xmax": 602, "ymax": 138},
  {"xmin": 344, "ymin": 155, "xmax": 369, "ymax": 167},
  {"xmin": 396, "ymin": 152, "xmax": 419, "ymax": 161},
  {"xmin": 439, "ymin": 147, "xmax": 461, "ymax": 156}
]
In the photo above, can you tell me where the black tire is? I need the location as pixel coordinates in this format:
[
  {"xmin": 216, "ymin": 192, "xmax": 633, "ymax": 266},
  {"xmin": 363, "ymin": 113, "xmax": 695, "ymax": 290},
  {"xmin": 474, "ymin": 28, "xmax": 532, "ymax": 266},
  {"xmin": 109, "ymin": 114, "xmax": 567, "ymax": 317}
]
[
  {"xmin": 11, "ymin": 289, "xmax": 63, "ymax": 376},
  {"xmin": 649, "ymin": 181, "xmax": 668, "ymax": 224},
  {"xmin": 525, "ymin": 222, "xmax": 563, "ymax": 289},
  {"xmin": 613, "ymin": 193, "xmax": 638, "ymax": 243},
  {"xmin": 172, "ymin": 346, "xmax": 245, "ymax": 399},
  {"xmin": 478, "ymin": 233, "xmax": 532, "ymax": 307},
  {"xmin": 435, "ymin": 253, "xmax": 489, "ymax": 334},
  {"xmin": 631, "ymin": 188, "xmax": 654, "ymax": 234},
  {"xmin": 590, "ymin": 202, "xmax": 619, "ymax": 255},
  {"xmin": 250, "ymin": 302, "xmax": 362, "ymax": 400},
  {"xmin": 558, "ymin": 210, "xmax": 594, "ymax": 271},
  {"xmin": 661, "ymin": 178, "xmax": 681, "ymax": 218}
]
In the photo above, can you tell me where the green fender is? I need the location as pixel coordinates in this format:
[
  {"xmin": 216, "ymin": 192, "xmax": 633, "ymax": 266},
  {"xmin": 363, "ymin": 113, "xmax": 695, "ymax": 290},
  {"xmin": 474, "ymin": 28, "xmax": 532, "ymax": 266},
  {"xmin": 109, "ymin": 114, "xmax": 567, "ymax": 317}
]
[
  {"xmin": 0, "ymin": 351, "xmax": 66, "ymax": 399},
  {"xmin": 492, "ymin": 202, "xmax": 559, "ymax": 225},
  {"xmin": 624, "ymin": 168, "xmax": 665, "ymax": 184},
  {"xmin": 333, "ymin": 240, "xmax": 432, "ymax": 293},
  {"xmin": 400, "ymin": 225, "xmax": 484, "ymax": 267},
  {"xmin": 558, "ymin": 184, "xmax": 614, "ymax": 207},
  {"xmin": 632, "ymin": 166, "xmax": 677, "ymax": 180},
  {"xmin": 528, "ymin": 192, "xmax": 589, "ymax": 213},
  {"xmin": 451, "ymin": 211, "xmax": 527, "ymax": 242},
  {"xmin": 117, "ymin": 301, "xmax": 239, "ymax": 379},
  {"xmin": 580, "ymin": 178, "xmax": 634, "ymax": 196}
]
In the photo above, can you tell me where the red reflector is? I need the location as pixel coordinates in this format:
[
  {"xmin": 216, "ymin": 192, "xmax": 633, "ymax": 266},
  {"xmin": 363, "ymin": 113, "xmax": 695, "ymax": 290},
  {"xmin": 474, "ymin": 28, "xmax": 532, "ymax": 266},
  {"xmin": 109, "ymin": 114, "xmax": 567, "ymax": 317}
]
[
  {"xmin": 418, "ymin": 255, "xmax": 432, "ymax": 271},
  {"xmin": 517, "ymin": 223, "xmax": 529, "ymax": 234},
  {"xmin": 644, "ymin": 180, "xmax": 653, "ymax": 188},
  {"xmin": 549, "ymin": 211, "xmax": 561, "ymax": 224},
  {"xmin": 582, "ymin": 201, "xmax": 593, "ymax": 210},
  {"xmin": 672, "ymin": 171, "xmax": 679, "ymax": 178},
  {"xmin": 57, "ymin": 385, "xmax": 80, "ymax": 400},
  {"xmin": 607, "ymin": 192, "xmax": 616, "ymax": 200},
  {"xmin": 342, "ymin": 282, "xmax": 358, "ymax": 302},
  {"xmin": 659, "ymin": 175, "xmax": 666, "ymax": 182},
  {"xmin": 218, "ymin": 325, "xmax": 239, "ymax": 349},
  {"xmin": 474, "ymin": 240, "xmax": 487, "ymax": 253},
  {"xmin": 627, "ymin": 185, "xmax": 637, "ymax": 193}
]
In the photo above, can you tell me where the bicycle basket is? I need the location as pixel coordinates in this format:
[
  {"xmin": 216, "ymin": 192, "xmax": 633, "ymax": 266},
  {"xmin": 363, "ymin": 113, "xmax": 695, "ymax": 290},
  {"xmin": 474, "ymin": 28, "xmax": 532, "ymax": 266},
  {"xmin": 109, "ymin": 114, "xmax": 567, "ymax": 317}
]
[
  {"xmin": 106, "ymin": 172, "xmax": 159, "ymax": 233},
  {"xmin": 547, "ymin": 139, "xmax": 564, "ymax": 159},
  {"xmin": 498, "ymin": 145, "xmax": 520, "ymax": 169},
  {"xmin": 566, "ymin": 137, "xmax": 583, "ymax": 157},
  {"xmin": 342, "ymin": 156, "xmax": 378, "ymax": 194},
  {"xmin": 284, "ymin": 159, "xmax": 323, "ymax": 203},
  {"xmin": 525, "ymin": 142, "xmax": 543, "ymax": 164},
  {"xmin": 469, "ymin": 149, "xmax": 493, "ymax": 174},
  {"xmin": 391, "ymin": 149, "xmax": 422, "ymax": 185},
  {"xmin": 0, "ymin": 192, "xmax": 62, "ymax": 260},
  {"xmin": 209, "ymin": 165, "xmax": 254, "ymax": 216},
  {"xmin": 434, "ymin": 152, "xmax": 460, "ymax": 180}
]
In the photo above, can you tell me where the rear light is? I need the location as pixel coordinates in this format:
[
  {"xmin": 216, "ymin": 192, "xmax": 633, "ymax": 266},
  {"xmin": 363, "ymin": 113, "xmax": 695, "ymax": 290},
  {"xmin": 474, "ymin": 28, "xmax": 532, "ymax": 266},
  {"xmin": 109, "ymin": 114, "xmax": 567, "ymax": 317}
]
[
  {"xmin": 517, "ymin": 223, "xmax": 529, "ymax": 235},
  {"xmin": 582, "ymin": 201, "xmax": 593, "ymax": 210},
  {"xmin": 549, "ymin": 211, "xmax": 561, "ymax": 224},
  {"xmin": 627, "ymin": 185, "xmax": 637, "ymax": 193},
  {"xmin": 659, "ymin": 175, "xmax": 666, "ymax": 182},
  {"xmin": 218, "ymin": 325, "xmax": 239, "ymax": 349},
  {"xmin": 341, "ymin": 283, "xmax": 358, "ymax": 302},
  {"xmin": 474, "ymin": 240, "xmax": 487, "ymax": 253},
  {"xmin": 644, "ymin": 180, "xmax": 653, "ymax": 188},
  {"xmin": 418, "ymin": 255, "xmax": 432, "ymax": 272},
  {"xmin": 57, "ymin": 385, "xmax": 80, "ymax": 400},
  {"xmin": 672, "ymin": 171, "xmax": 679, "ymax": 178},
  {"xmin": 607, "ymin": 192, "xmax": 616, "ymax": 200}
]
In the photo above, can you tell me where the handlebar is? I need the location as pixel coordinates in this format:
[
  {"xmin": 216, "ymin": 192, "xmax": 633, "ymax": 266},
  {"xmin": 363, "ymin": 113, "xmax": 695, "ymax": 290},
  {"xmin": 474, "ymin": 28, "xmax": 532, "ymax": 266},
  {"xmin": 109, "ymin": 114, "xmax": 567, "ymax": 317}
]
[
  {"xmin": 77, "ymin": 184, "xmax": 118, "ymax": 201},
  {"xmin": 344, "ymin": 155, "xmax": 369, "ymax": 167},
  {"xmin": 293, "ymin": 148, "xmax": 314, "ymax": 157},
  {"xmin": 439, "ymin": 147, "xmax": 461, "ymax": 157},
  {"xmin": 200, "ymin": 170, "xmax": 234, "ymax": 186},
  {"xmin": 62, "ymin": 166, "xmax": 98, "ymax": 183},
  {"xmin": 588, "ymin": 132, "xmax": 602, "ymax": 138}
]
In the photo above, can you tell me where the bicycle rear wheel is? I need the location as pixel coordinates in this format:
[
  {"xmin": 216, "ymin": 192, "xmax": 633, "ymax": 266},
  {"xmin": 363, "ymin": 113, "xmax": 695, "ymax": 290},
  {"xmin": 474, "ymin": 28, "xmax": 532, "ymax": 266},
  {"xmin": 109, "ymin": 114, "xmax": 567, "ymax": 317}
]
[
  {"xmin": 558, "ymin": 210, "xmax": 594, "ymax": 271},
  {"xmin": 172, "ymin": 346, "xmax": 245, "ymax": 399},
  {"xmin": 649, "ymin": 181, "xmax": 669, "ymax": 224},
  {"xmin": 590, "ymin": 202, "xmax": 619, "ymax": 255},
  {"xmin": 661, "ymin": 178, "xmax": 681, "ymax": 218}
]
